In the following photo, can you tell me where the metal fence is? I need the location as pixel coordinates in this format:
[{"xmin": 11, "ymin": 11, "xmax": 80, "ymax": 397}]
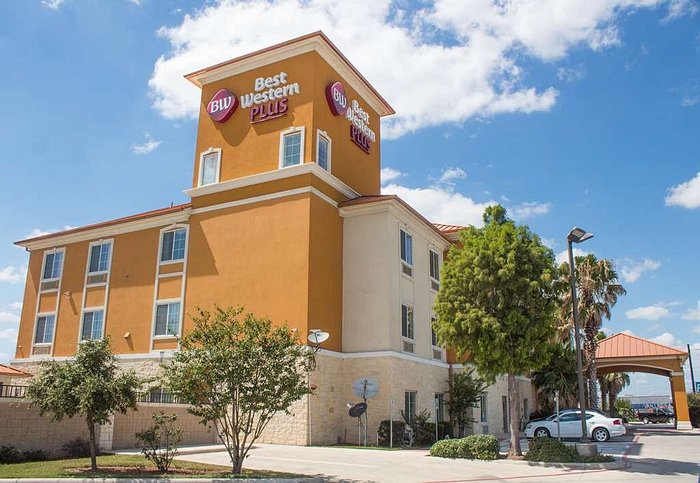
[{"xmin": 0, "ymin": 384, "xmax": 27, "ymax": 398}]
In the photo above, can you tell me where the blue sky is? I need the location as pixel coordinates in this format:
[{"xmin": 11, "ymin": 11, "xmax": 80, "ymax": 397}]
[{"xmin": 0, "ymin": 0, "xmax": 699, "ymax": 397}]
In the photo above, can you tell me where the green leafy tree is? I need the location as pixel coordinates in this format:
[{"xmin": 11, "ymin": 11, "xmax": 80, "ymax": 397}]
[
  {"xmin": 446, "ymin": 368, "xmax": 488, "ymax": 437},
  {"xmin": 556, "ymin": 256, "xmax": 626, "ymax": 408},
  {"xmin": 599, "ymin": 372, "xmax": 630, "ymax": 412},
  {"xmin": 434, "ymin": 205, "xmax": 557, "ymax": 457},
  {"xmin": 613, "ymin": 398, "xmax": 634, "ymax": 420},
  {"xmin": 26, "ymin": 339, "xmax": 141, "ymax": 471},
  {"xmin": 164, "ymin": 306, "xmax": 315, "ymax": 474},
  {"xmin": 532, "ymin": 343, "xmax": 579, "ymax": 412}
]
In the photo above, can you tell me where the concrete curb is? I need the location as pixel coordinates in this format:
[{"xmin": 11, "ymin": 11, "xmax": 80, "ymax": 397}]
[
  {"xmin": 523, "ymin": 459, "xmax": 625, "ymax": 470},
  {"xmin": 0, "ymin": 479, "xmax": 323, "ymax": 483}
]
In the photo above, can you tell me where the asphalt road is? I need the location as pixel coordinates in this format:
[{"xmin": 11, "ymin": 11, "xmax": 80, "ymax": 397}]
[{"xmin": 178, "ymin": 425, "xmax": 700, "ymax": 482}]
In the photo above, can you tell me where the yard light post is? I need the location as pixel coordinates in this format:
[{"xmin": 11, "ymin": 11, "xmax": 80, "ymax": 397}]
[{"xmin": 567, "ymin": 227, "xmax": 594, "ymax": 447}]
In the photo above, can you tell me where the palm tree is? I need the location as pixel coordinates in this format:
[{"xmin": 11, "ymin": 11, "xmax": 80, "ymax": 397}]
[
  {"xmin": 555, "ymin": 255, "xmax": 626, "ymax": 409},
  {"xmin": 532, "ymin": 343, "xmax": 579, "ymax": 412},
  {"xmin": 606, "ymin": 372, "xmax": 630, "ymax": 412}
]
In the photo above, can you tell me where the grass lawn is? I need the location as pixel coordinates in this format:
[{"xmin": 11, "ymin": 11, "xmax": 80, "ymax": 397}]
[{"xmin": 0, "ymin": 454, "xmax": 306, "ymax": 479}]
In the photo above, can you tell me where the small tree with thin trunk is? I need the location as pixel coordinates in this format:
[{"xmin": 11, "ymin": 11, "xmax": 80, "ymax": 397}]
[
  {"xmin": 26, "ymin": 339, "xmax": 141, "ymax": 471},
  {"xmin": 447, "ymin": 368, "xmax": 487, "ymax": 437},
  {"xmin": 434, "ymin": 205, "xmax": 557, "ymax": 458},
  {"xmin": 164, "ymin": 306, "xmax": 315, "ymax": 475}
]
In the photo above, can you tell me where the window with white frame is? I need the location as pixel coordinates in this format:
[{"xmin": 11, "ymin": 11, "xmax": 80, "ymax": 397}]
[
  {"xmin": 316, "ymin": 130, "xmax": 331, "ymax": 171},
  {"xmin": 42, "ymin": 251, "xmax": 64, "ymax": 281},
  {"xmin": 154, "ymin": 301, "xmax": 181, "ymax": 337},
  {"xmin": 400, "ymin": 229, "xmax": 413, "ymax": 276},
  {"xmin": 88, "ymin": 241, "xmax": 111, "ymax": 274},
  {"xmin": 199, "ymin": 149, "xmax": 221, "ymax": 186},
  {"xmin": 431, "ymin": 316, "xmax": 439, "ymax": 347},
  {"xmin": 405, "ymin": 391, "xmax": 417, "ymax": 422},
  {"xmin": 429, "ymin": 249, "xmax": 440, "ymax": 290},
  {"xmin": 280, "ymin": 127, "xmax": 304, "ymax": 168},
  {"xmin": 81, "ymin": 310, "xmax": 104, "ymax": 341},
  {"xmin": 34, "ymin": 314, "xmax": 55, "ymax": 344},
  {"xmin": 401, "ymin": 304, "xmax": 414, "ymax": 340},
  {"xmin": 160, "ymin": 228, "xmax": 187, "ymax": 263}
]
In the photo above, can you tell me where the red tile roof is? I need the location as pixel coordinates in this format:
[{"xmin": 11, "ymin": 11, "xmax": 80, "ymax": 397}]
[
  {"xmin": 597, "ymin": 332, "xmax": 687, "ymax": 359},
  {"xmin": 15, "ymin": 203, "xmax": 192, "ymax": 246},
  {"xmin": 0, "ymin": 363, "xmax": 32, "ymax": 378}
]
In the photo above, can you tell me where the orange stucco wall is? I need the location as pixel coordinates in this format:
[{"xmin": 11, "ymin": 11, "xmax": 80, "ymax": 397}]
[
  {"xmin": 14, "ymin": 44, "xmax": 386, "ymax": 359},
  {"xmin": 193, "ymin": 51, "xmax": 381, "ymax": 195}
]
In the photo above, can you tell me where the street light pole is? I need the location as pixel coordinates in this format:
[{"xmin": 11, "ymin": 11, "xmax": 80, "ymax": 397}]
[{"xmin": 567, "ymin": 228, "xmax": 594, "ymax": 444}]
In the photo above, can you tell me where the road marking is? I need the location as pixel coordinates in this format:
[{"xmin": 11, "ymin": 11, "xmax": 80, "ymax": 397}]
[{"xmin": 249, "ymin": 455, "xmax": 376, "ymax": 468}]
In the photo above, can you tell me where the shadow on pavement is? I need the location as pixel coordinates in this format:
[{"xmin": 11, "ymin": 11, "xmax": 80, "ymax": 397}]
[{"xmin": 623, "ymin": 457, "xmax": 700, "ymax": 478}]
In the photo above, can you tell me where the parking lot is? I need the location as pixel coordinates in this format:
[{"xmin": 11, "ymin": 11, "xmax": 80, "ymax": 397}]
[{"xmin": 178, "ymin": 425, "xmax": 699, "ymax": 482}]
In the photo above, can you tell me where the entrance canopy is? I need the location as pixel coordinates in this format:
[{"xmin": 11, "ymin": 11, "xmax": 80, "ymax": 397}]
[{"xmin": 596, "ymin": 332, "xmax": 691, "ymax": 429}]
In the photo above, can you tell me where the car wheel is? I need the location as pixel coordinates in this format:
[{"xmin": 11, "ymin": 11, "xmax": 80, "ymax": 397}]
[
  {"xmin": 668, "ymin": 417, "xmax": 675, "ymax": 425},
  {"xmin": 534, "ymin": 428, "xmax": 550, "ymax": 438},
  {"xmin": 592, "ymin": 427, "xmax": 610, "ymax": 442},
  {"xmin": 642, "ymin": 417, "xmax": 650, "ymax": 424}
]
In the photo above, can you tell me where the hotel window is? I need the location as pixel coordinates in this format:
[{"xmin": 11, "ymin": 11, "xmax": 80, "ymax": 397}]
[
  {"xmin": 431, "ymin": 315, "xmax": 443, "ymax": 360},
  {"xmin": 199, "ymin": 149, "xmax": 221, "ymax": 187},
  {"xmin": 480, "ymin": 394, "xmax": 488, "ymax": 423},
  {"xmin": 316, "ymin": 130, "xmax": 331, "ymax": 171},
  {"xmin": 42, "ymin": 250, "xmax": 64, "ymax": 281},
  {"xmin": 405, "ymin": 391, "xmax": 417, "ymax": 422},
  {"xmin": 400, "ymin": 229, "xmax": 413, "ymax": 276},
  {"xmin": 401, "ymin": 304, "xmax": 414, "ymax": 340},
  {"xmin": 429, "ymin": 249, "xmax": 440, "ymax": 291},
  {"xmin": 34, "ymin": 314, "xmax": 55, "ymax": 344},
  {"xmin": 154, "ymin": 301, "xmax": 181, "ymax": 337},
  {"xmin": 160, "ymin": 228, "xmax": 187, "ymax": 263},
  {"xmin": 80, "ymin": 310, "xmax": 104, "ymax": 341},
  {"xmin": 435, "ymin": 393, "xmax": 445, "ymax": 422},
  {"xmin": 279, "ymin": 127, "xmax": 304, "ymax": 168},
  {"xmin": 88, "ymin": 241, "xmax": 111, "ymax": 274}
]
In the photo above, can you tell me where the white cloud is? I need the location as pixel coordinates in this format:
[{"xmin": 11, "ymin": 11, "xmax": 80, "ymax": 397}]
[
  {"xmin": 664, "ymin": 0, "xmax": 699, "ymax": 22},
  {"xmin": 557, "ymin": 64, "xmax": 587, "ymax": 82},
  {"xmin": 382, "ymin": 183, "xmax": 494, "ymax": 227},
  {"xmin": 0, "ymin": 328, "xmax": 18, "ymax": 342},
  {"xmin": 693, "ymin": 325, "xmax": 700, "ymax": 334},
  {"xmin": 437, "ymin": 167, "xmax": 467, "ymax": 184},
  {"xmin": 510, "ymin": 201, "xmax": 552, "ymax": 221},
  {"xmin": 128, "ymin": 0, "xmax": 142, "ymax": 5},
  {"xmin": 0, "ymin": 353, "xmax": 9, "ymax": 363},
  {"xmin": 555, "ymin": 247, "xmax": 589, "ymax": 265},
  {"xmin": 0, "ymin": 312, "xmax": 20, "ymax": 324},
  {"xmin": 618, "ymin": 258, "xmax": 661, "ymax": 283},
  {"xmin": 132, "ymin": 133, "xmax": 162, "ymax": 155},
  {"xmin": 665, "ymin": 172, "xmax": 700, "ymax": 208},
  {"xmin": 380, "ymin": 167, "xmax": 404, "ymax": 184},
  {"xmin": 148, "ymin": 0, "xmax": 678, "ymax": 138},
  {"xmin": 621, "ymin": 329, "xmax": 637, "ymax": 336},
  {"xmin": 682, "ymin": 301, "xmax": 700, "ymax": 320},
  {"xmin": 0, "ymin": 265, "xmax": 26, "ymax": 285},
  {"xmin": 25, "ymin": 225, "xmax": 75, "ymax": 239},
  {"xmin": 692, "ymin": 342, "xmax": 700, "ymax": 350},
  {"xmin": 650, "ymin": 332, "xmax": 682, "ymax": 347},
  {"xmin": 625, "ymin": 305, "xmax": 672, "ymax": 320},
  {"xmin": 5, "ymin": 302, "xmax": 22, "ymax": 311},
  {"xmin": 41, "ymin": 0, "xmax": 65, "ymax": 10}
]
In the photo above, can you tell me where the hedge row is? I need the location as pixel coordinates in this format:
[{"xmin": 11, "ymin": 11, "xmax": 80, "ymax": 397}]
[
  {"xmin": 429, "ymin": 435, "xmax": 500, "ymax": 460},
  {"xmin": 525, "ymin": 438, "xmax": 614, "ymax": 463}
]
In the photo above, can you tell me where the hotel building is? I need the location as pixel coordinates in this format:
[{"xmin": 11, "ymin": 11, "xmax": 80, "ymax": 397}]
[{"xmin": 10, "ymin": 32, "xmax": 534, "ymax": 447}]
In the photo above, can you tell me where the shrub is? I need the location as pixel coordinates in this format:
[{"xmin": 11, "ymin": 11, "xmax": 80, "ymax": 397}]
[
  {"xmin": 525, "ymin": 437, "xmax": 614, "ymax": 463},
  {"xmin": 688, "ymin": 393, "xmax": 700, "ymax": 429},
  {"xmin": 0, "ymin": 446, "xmax": 24, "ymax": 464},
  {"xmin": 525, "ymin": 438, "xmax": 578, "ymax": 462},
  {"xmin": 135, "ymin": 411, "xmax": 183, "ymax": 472},
  {"xmin": 463, "ymin": 434, "xmax": 499, "ymax": 460},
  {"xmin": 63, "ymin": 437, "xmax": 91, "ymax": 458},
  {"xmin": 430, "ymin": 435, "xmax": 500, "ymax": 460},
  {"xmin": 378, "ymin": 420, "xmax": 405, "ymax": 447},
  {"xmin": 22, "ymin": 449, "xmax": 51, "ymax": 462},
  {"xmin": 429, "ymin": 438, "xmax": 467, "ymax": 458}
]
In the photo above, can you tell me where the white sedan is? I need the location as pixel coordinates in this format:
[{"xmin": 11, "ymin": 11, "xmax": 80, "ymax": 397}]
[{"xmin": 524, "ymin": 410, "xmax": 626, "ymax": 442}]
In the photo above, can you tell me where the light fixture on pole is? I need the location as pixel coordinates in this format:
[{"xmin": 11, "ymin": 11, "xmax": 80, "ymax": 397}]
[{"xmin": 567, "ymin": 227, "xmax": 594, "ymax": 450}]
